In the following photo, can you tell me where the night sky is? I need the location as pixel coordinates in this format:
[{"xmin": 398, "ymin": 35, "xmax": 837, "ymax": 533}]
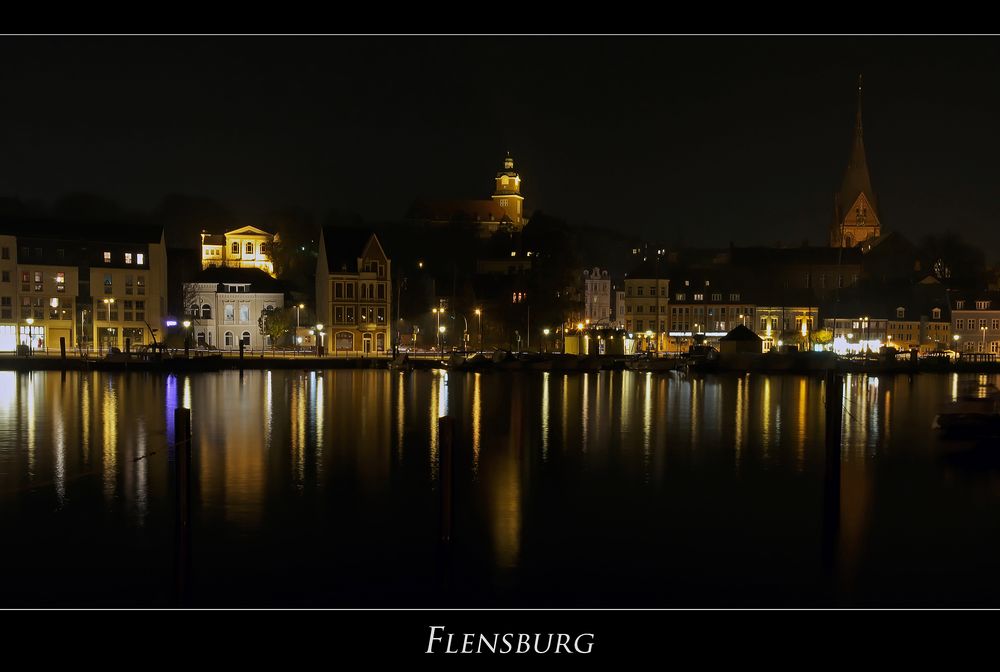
[{"xmin": 2, "ymin": 36, "xmax": 999, "ymax": 256}]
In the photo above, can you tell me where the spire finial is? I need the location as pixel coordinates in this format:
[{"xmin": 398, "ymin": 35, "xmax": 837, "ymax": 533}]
[{"xmin": 856, "ymin": 74, "xmax": 863, "ymax": 135}]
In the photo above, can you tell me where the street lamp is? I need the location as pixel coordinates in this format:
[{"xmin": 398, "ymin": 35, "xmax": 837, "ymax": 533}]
[
  {"xmin": 432, "ymin": 307, "xmax": 442, "ymax": 352},
  {"xmin": 316, "ymin": 323, "xmax": 325, "ymax": 356},
  {"xmin": 543, "ymin": 327, "xmax": 550, "ymax": 353},
  {"xmin": 182, "ymin": 319, "xmax": 191, "ymax": 358},
  {"xmin": 25, "ymin": 317, "xmax": 34, "ymax": 355},
  {"xmin": 296, "ymin": 303, "xmax": 304, "ymax": 329},
  {"xmin": 438, "ymin": 324, "xmax": 446, "ymax": 354},
  {"xmin": 982, "ymin": 325, "xmax": 988, "ymax": 353},
  {"xmin": 475, "ymin": 308, "xmax": 482, "ymax": 352}
]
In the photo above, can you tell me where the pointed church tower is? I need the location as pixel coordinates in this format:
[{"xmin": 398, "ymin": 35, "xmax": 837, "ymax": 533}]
[
  {"xmin": 830, "ymin": 76, "xmax": 881, "ymax": 247},
  {"xmin": 492, "ymin": 151, "xmax": 524, "ymax": 229}
]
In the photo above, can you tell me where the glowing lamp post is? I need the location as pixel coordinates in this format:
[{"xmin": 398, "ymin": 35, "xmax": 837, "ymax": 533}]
[
  {"xmin": 316, "ymin": 324, "xmax": 325, "ymax": 356},
  {"xmin": 438, "ymin": 325, "xmax": 446, "ymax": 353},
  {"xmin": 543, "ymin": 327, "xmax": 550, "ymax": 353},
  {"xmin": 475, "ymin": 308, "xmax": 482, "ymax": 352},
  {"xmin": 25, "ymin": 317, "xmax": 34, "ymax": 355},
  {"xmin": 182, "ymin": 319, "xmax": 191, "ymax": 358}
]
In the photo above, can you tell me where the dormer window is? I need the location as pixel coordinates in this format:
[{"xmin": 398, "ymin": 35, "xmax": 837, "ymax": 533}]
[
  {"xmin": 956, "ymin": 300, "xmax": 965, "ymax": 310},
  {"xmin": 976, "ymin": 300, "xmax": 991, "ymax": 310},
  {"xmin": 103, "ymin": 251, "xmax": 111, "ymax": 263},
  {"xmin": 932, "ymin": 308, "xmax": 941, "ymax": 320},
  {"xmin": 125, "ymin": 253, "xmax": 133, "ymax": 264},
  {"xmin": 896, "ymin": 307, "xmax": 905, "ymax": 319}
]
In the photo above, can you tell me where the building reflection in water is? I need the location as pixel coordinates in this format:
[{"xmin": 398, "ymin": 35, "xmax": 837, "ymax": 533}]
[
  {"xmin": 102, "ymin": 377, "xmax": 118, "ymax": 501},
  {"xmin": 642, "ymin": 372, "xmax": 652, "ymax": 480},
  {"xmin": 540, "ymin": 372, "xmax": 549, "ymax": 462},
  {"xmin": 396, "ymin": 372, "xmax": 405, "ymax": 461},
  {"xmin": 734, "ymin": 373, "xmax": 746, "ymax": 470},
  {"xmin": 581, "ymin": 373, "xmax": 589, "ymax": 453},
  {"xmin": 472, "ymin": 372, "xmax": 482, "ymax": 473}
]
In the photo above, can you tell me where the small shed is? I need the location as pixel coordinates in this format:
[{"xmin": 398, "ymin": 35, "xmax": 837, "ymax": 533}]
[{"xmin": 719, "ymin": 324, "xmax": 763, "ymax": 355}]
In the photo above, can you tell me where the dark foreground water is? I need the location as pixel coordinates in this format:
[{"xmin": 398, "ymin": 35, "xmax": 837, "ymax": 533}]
[{"xmin": 2, "ymin": 369, "xmax": 1000, "ymax": 607}]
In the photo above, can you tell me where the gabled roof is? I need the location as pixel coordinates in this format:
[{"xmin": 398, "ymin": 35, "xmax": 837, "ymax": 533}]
[
  {"xmin": 720, "ymin": 324, "xmax": 762, "ymax": 342},
  {"xmin": 225, "ymin": 225, "xmax": 274, "ymax": 237},
  {"xmin": 321, "ymin": 227, "xmax": 386, "ymax": 273}
]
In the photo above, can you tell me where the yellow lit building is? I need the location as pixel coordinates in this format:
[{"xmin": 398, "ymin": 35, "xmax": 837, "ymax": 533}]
[
  {"xmin": 201, "ymin": 225, "xmax": 277, "ymax": 277},
  {"xmin": 831, "ymin": 78, "xmax": 881, "ymax": 248},
  {"xmin": 316, "ymin": 228, "xmax": 392, "ymax": 355},
  {"xmin": 406, "ymin": 152, "xmax": 526, "ymax": 237},
  {"xmin": 0, "ymin": 220, "xmax": 168, "ymax": 353}
]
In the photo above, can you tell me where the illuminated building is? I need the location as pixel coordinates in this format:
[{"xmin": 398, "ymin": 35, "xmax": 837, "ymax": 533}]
[
  {"xmin": 0, "ymin": 220, "xmax": 168, "ymax": 352},
  {"xmin": 406, "ymin": 152, "xmax": 526, "ymax": 238},
  {"xmin": 664, "ymin": 273, "xmax": 753, "ymax": 353},
  {"xmin": 622, "ymin": 256, "xmax": 669, "ymax": 352},
  {"xmin": 830, "ymin": 77, "xmax": 881, "ymax": 248},
  {"xmin": 200, "ymin": 225, "xmax": 277, "ymax": 277},
  {"xmin": 182, "ymin": 268, "xmax": 284, "ymax": 351},
  {"xmin": 950, "ymin": 291, "xmax": 1000, "ymax": 355},
  {"xmin": 582, "ymin": 267, "xmax": 611, "ymax": 326},
  {"xmin": 754, "ymin": 304, "xmax": 818, "ymax": 352},
  {"xmin": 315, "ymin": 228, "xmax": 391, "ymax": 355}
]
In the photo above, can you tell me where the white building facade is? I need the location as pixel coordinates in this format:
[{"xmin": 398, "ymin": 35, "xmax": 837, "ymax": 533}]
[
  {"xmin": 583, "ymin": 267, "xmax": 611, "ymax": 325},
  {"xmin": 184, "ymin": 271, "xmax": 284, "ymax": 352}
]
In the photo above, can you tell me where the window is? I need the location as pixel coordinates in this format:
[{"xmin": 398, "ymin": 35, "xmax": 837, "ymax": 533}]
[
  {"xmin": 335, "ymin": 306, "xmax": 344, "ymax": 323},
  {"xmin": 712, "ymin": 293, "xmax": 721, "ymax": 302},
  {"xmin": 1, "ymin": 271, "xmax": 8, "ymax": 283},
  {"xmin": 135, "ymin": 301, "xmax": 144, "ymax": 321},
  {"xmin": 675, "ymin": 293, "xmax": 685, "ymax": 301},
  {"xmin": 334, "ymin": 282, "xmax": 343, "ymax": 299},
  {"xmin": 125, "ymin": 275, "xmax": 133, "ymax": 295},
  {"xmin": 345, "ymin": 306, "xmax": 355, "ymax": 323},
  {"xmin": 104, "ymin": 275, "xmax": 113, "ymax": 294},
  {"xmin": 137, "ymin": 253, "xmax": 144, "ymax": 265},
  {"xmin": 346, "ymin": 283, "xmax": 355, "ymax": 299},
  {"xmin": 957, "ymin": 319, "xmax": 964, "ymax": 330},
  {"xmin": 360, "ymin": 283, "xmax": 368, "ymax": 300},
  {"xmin": 896, "ymin": 307, "xmax": 905, "ymax": 319},
  {"xmin": 246, "ymin": 242, "xmax": 254, "ymax": 255},
  {"xmin": 376, "ymin": 306, "xmax": 386, "ymax": 322},
  {"xmin": 232, "ymin": 242, "xmax": 239, "ymax": 254},
  {"xmin": 694, "ymin": 293, "xmax": 704, "ymax": 301},
  {"xmin": 123, "ymin": 300, "xmax": 133, "ymax": 321},
  {"xmin": 993, "ymin": 319, "xmax": 1000, "ymax": 330},
  {"xmin": 729, "ymin": 293, "xmax": 740, "ymax": 302},
  {"xmin": 0, "ymin": 296, "xmax": 10, "ymax": 319},
  {"xmin": 637, "ymin": 305, "xmax": 643, "ymax": 313},
  {"xmin": 225, "ymin": 331, "xmax": 233, "ymax": 347},
  {"xmin": 224, "ymin": 304, "xmax": 235, "ymax": 321},
  {"xmin": 34, "ymin": 271, "xmax": 42, "ymax": 292},
  {"xmin": 976, "ymin": 301, "xmax": 991, "ymax": 310},
  {"xmin": 377, "ymin": 284, "xmax": 385, "ymax": 300},
  {"xmin": 932, "ymin": 308, "xmax": 941, "ymax": 320},
  {"xmin": 239, "ymin": 304, "xmax": 249, "ymax": 323},
  {"xmin": 103, "ymin": 251, "xmax": 111, "ymax": 263},
  {"xmin": 136, "ymin": 276, "xmax": 145, "ymax": 295},
  {"xmin": 0, "ymin": 247, "xmax": 7, "ymax": 259},
  {"xmin": 20, "ymin": 271, "xmax": 28, "ymax": 292},
  {"xmin": 125, "ymin": 252, "xmax": 133, "ymax": 264},
  {"xmin": 241, "ymin": 331, "xmax": 251, "ymax": 346},
  {"xmin": 637, "ymin": 287, "xmax": 644, "ymax": 297},
  {"xmin": 259, "ymin": 244, "xmax": 266, "ymax": 255},
  {"xmin": 956, "ymin": 300, "xmax": 965, "ymax": 310},
  {"xmin": 981, "ymin": 319, "xmax": 988, "ymax": 329},
  {"xmin": 201, "ymin": 304, "xmax": 212, "ymax": 319},
  {"xmin": 55, "ymin": 272, "xmax": 65, "ymax": 292}
]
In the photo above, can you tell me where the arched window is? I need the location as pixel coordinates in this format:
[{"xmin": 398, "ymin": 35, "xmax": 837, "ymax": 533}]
[
  {"xmin": 239, "ymin": 304, "xmax": 249, "ymax": 323},
  {"xmin": 231, "ymin": 242, "xmax": 239, "ymax": 254},
  {"xmin": 241, "ymin": 331, "xmax": 251, "ymax": 346},
  {"xmin": 245, "ymin": 242, "xmax": 254, "ymax": 255},
  {"xmin": 201, "ymin": 303, "xmax": 212, "ymax": 319},
  {"xmin": 189, "ymin": 303, "xmax": 198, "ymax": 317},
  {"xmin": 376, "ymin": 332, "xmax": 385, "ymax": 352},
  {"xmin": 335, "ymin": 331, "xmax": 353, "ymax": 350},
  {"xmin": 224, "ymin": 331, "xmax": 233, "ymax": 347}
]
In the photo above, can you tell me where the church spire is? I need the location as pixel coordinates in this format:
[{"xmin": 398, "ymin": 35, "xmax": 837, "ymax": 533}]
[{"xmin": 831, "ymin": 75, "xmax": 881, "ymax": 247}]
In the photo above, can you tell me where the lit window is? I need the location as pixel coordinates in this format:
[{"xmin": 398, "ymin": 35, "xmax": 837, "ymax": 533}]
[
  {"xmin": 137, "ymin": 253, "xmax": 144, "ymax": 265},
  {"xmin": 125, "ymin": 252, "xmax": 133, "ymax": 264},
  {"xmin": 103, "ymin": 251, "xmax": 111, "ymax": 263}
]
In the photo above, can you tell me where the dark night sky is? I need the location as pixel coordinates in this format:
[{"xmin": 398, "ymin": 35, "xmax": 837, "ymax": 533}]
[{"xmin": 2, "ymin": 36, "xmax": 999, "ymax": 257}]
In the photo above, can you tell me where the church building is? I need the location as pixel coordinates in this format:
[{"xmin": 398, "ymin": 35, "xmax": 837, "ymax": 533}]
[{"xmin": 830, "ymin": 78, "xmax": 881, "ymax": 248}]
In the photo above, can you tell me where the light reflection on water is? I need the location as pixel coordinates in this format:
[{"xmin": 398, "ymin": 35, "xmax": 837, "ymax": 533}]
[{"xmin": 1, "ymin": 369, "xmax": 1000, "ymax": 607}]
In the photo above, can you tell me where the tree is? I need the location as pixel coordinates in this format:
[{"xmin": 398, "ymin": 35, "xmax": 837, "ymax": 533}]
[{"xmin": 258, "ymin": 306, "xmax": 292, "ymax": 352}]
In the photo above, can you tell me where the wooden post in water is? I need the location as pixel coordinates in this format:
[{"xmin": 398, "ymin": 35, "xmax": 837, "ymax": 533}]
[
  {"xmin": 59, "ymin": 336, "xmax": 66, "ymax": 360},
  {"xmin": 174, "ymin": 407, "xmax": 192, "ymax": 606},
  {"xmin": 438, "ymin": 416, "xmax": 455, "ymax": 543},
  {"xmin": 822, "ymin": 370, "xmax": 843, "ymax": 579}
]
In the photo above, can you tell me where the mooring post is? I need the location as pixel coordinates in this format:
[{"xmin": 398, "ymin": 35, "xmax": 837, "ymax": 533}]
[
  {"xmin": 439, "ymin": 415, "xmax": 455, "ymax": 543},
  {"xmin": 822, "ymin": 369, "xmax": 843, "ymax": 579},
  {"xmin": 59, "ymin": 336, "xmax": 66, "ymax": 360},
  {"xmin": 174, "ymin": 407, "xmax": 193, "ymax": 606}
]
